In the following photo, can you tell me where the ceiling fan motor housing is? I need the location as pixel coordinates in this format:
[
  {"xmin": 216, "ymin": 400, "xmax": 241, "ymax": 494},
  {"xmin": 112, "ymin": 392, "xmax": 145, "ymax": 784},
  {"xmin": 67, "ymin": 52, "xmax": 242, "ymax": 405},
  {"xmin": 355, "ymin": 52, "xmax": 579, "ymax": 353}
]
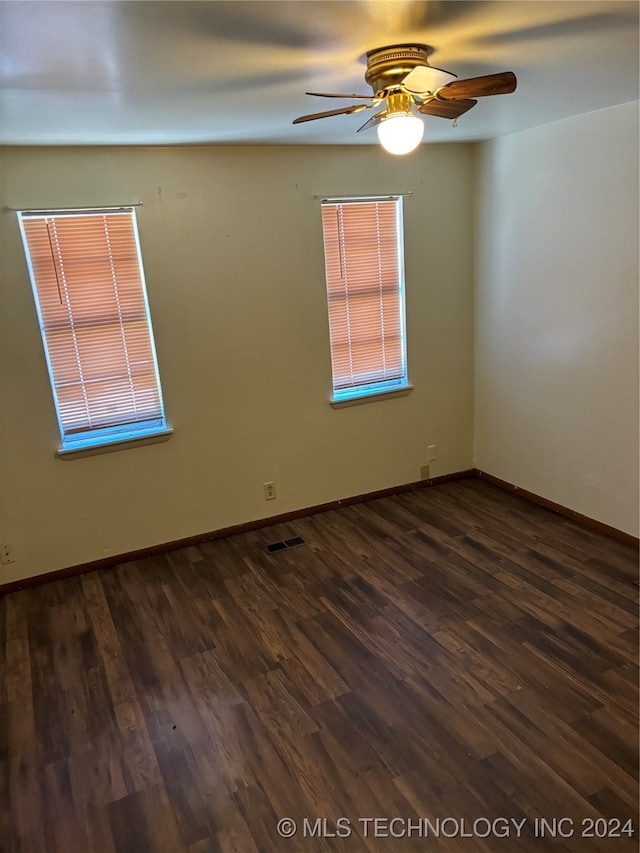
[{"xmin": 365, "ymin": 44, "xmax": 431, "ymax": 94}]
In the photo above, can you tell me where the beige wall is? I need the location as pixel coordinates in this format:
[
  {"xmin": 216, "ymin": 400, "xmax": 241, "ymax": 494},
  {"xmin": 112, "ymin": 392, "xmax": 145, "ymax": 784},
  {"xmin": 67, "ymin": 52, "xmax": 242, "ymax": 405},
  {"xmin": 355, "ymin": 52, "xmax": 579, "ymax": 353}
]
[
  {"xmin": 0, "ymin": 144, "xmax": 475, "ymax": 583},
  {"xmin": 474, "ymin": 102, "xmax": 639, "ymax": 536}
]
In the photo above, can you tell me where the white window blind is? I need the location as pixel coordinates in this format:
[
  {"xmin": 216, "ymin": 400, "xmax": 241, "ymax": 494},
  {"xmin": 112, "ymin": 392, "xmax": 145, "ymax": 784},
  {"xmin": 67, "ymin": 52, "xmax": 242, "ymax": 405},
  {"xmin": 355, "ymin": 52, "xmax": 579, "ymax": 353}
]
[
  {"xmin": 18, "ymin": 208, "xmax": 168, "ymax": 451},
  {"xmin": 320, "ymin": 196, "xmax": 408, "ymax": 401}
]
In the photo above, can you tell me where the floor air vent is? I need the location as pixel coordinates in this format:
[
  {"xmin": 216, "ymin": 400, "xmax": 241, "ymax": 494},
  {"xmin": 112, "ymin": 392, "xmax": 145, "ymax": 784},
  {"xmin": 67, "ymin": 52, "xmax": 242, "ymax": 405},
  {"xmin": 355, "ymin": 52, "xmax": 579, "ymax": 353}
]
[{"xmin": 266, "ymin": 536, "xmax": 305, "ymax": 554}]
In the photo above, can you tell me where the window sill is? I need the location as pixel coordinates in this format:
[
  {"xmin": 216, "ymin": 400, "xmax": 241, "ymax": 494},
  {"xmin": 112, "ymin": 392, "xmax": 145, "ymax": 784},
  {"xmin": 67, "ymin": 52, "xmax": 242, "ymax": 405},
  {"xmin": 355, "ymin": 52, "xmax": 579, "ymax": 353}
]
[
  {"xmin": 56, "ymin": 428, "xmax": 173, "ymax": 459},
  {"xmin": 330, "ymin": 384, "xmax": 414, "ymax": 409}
]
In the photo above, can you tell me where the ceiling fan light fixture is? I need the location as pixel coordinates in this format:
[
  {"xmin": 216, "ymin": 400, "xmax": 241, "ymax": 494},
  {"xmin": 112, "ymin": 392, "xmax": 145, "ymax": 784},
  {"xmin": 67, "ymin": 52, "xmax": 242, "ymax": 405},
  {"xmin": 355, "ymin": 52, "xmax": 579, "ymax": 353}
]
[
  {"xmin": 292, "ymin": 43, "xmax": 517, "ymax": 147},
  {"xmin": 377, "ymin": 112, "xmax": 424, "ymax": 155},
  {"xmin": 376, "ymin": 90, "xmax": 424, "ymax": 155}
]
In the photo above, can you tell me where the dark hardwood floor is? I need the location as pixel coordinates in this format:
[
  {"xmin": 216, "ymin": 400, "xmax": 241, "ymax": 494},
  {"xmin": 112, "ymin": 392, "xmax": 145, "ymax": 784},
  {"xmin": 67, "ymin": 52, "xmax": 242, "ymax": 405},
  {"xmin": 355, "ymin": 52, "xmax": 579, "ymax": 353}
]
[{"xmin": 1, "ymin": 479, "xmax": 638, "ymax": 852}]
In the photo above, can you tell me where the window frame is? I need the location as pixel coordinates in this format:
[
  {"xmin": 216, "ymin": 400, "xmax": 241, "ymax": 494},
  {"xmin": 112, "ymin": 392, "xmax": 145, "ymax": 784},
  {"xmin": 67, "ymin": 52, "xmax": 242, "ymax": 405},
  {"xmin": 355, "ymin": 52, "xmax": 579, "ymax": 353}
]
[
  {"xmin": 320, "ymin": 194, "xmax": 411, "ymax": 405},
  {"xmin": 18, "ymin": 206, "xmax": 170, "ymax": 455}
]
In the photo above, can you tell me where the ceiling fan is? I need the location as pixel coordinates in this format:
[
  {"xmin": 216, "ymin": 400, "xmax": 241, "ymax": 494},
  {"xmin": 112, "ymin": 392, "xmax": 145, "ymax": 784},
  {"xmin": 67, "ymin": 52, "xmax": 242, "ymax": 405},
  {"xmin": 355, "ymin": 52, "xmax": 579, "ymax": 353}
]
[{"xmin": 293, "ymin": 44, "xmax": 517, "ymax": 154}]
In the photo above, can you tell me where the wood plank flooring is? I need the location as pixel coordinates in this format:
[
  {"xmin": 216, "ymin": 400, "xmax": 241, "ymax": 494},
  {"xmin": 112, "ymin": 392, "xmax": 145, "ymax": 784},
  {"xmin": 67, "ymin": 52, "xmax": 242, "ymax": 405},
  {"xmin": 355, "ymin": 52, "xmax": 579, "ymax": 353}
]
[{"xmin": 1, "ymin": 479, "xmax": 638, "ymax": 852}]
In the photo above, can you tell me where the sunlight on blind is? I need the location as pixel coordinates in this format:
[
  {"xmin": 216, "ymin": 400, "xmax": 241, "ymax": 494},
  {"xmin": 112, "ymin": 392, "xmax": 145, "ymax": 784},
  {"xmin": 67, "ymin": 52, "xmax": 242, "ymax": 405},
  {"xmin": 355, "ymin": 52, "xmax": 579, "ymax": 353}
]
[
  {"xmin": 321, "ymin": 197, "xmax": 407, "ymax": 398},
  {"xmin": 19, "ymin": 209, "xmax": 167, "ymax": 449}
]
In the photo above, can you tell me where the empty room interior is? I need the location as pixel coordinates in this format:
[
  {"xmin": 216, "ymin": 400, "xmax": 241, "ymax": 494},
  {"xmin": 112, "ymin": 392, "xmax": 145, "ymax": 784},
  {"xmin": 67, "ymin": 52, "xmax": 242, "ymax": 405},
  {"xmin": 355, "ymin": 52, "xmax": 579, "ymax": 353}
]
[{"xmin": 0, "ymin": 1, "xmax": 638, "ymax": 851}]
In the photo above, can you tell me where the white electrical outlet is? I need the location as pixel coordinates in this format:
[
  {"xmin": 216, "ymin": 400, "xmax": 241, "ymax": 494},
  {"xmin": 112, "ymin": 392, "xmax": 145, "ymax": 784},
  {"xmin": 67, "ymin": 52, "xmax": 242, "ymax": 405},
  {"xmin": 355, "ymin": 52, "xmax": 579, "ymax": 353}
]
[
  {"xmin": 263, "ymin": 481, "xmax": 276, "ymax": 501},
  {"xmin": 428, "ymin": 444, "xmax": 438, "ymax": 462},
  {"xmin": 1, "ymin": 544, "xmax": 16, "ymax": 564}
]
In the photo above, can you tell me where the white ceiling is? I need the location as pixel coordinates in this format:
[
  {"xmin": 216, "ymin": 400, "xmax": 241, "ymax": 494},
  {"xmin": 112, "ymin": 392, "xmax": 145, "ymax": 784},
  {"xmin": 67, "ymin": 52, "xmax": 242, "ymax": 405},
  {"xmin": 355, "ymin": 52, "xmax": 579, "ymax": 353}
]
[{"xmin": 1, "ymin": 0, "xmax": 638, "ymax": 146}]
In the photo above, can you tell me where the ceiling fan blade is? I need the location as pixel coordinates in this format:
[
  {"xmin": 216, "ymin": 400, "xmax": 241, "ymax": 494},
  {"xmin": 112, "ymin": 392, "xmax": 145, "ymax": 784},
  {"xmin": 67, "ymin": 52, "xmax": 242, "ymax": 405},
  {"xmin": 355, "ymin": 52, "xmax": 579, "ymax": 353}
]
[
  {"xmin": 436, "ymin": 71, "xmax": 517, "ymax": 101},
  {"xmin": 305, "ymin": 91, "xmax": 375, "ymax": 100},
  {"xmin": 401, "ymin": 65, "xmax": 457, "ymax": 96},
  {"xmin": 418, "ymin": 99, "xmax": 477, "ymax": 119},
  {"xmin": 356, "ymin": 111, "xmax": 387, "ymax": 133},
  {"xmin": 292, "ymin": 104, "xmax": 370, "ymax": 124}
]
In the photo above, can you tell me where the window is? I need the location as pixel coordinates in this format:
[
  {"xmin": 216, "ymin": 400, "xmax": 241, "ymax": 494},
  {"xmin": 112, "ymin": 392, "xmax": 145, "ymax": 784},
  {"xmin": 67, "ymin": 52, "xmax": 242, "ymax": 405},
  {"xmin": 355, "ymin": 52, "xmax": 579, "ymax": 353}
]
[
  {"xmin": 320, "ymin": 196, "xmax": 409, "ymax": 403},
  {"xmin": 18, "ymin": 207, "xmax": 169, "ymax": 453}
]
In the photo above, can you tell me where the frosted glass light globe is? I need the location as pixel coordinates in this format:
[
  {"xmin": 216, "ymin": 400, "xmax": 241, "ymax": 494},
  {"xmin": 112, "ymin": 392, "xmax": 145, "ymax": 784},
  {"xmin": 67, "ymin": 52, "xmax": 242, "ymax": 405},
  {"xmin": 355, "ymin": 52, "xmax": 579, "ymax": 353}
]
[{"xmin": 377, "ymin": 114, "xmax": 424, "ymax": 155}]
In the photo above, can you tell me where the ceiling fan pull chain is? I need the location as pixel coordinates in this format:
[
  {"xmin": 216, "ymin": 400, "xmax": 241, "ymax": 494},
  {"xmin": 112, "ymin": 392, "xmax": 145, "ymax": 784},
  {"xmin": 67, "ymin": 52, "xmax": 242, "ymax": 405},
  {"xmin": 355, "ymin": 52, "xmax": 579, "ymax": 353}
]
[{"xmin": 452, "ymin": 118, "xmax": 458, "ymax": 128}]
